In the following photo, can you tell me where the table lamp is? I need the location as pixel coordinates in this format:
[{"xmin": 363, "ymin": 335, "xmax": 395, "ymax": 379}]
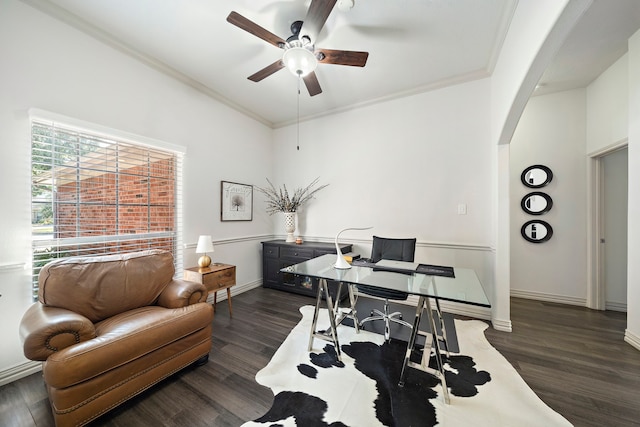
[
  {"xmin": 334, "ymin": 226, "xmax": 372, "ymax": 269},
  {"xmin": 196, "ymin": 235, "xmax": 214, "ymax": 268}
]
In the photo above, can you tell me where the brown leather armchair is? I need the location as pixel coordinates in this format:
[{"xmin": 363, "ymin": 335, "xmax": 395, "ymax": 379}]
[{"xmin": 19, "ymin": 250, "xmax": 214, "ymax": 427}]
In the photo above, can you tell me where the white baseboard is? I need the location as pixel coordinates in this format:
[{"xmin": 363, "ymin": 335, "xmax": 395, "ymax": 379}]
[
  {"xmin": 0, "ymin": 360, "xmax": 41, "ymax": 387},
  {"xmin": 625, "ymin": 329, "xmax": 640, "ymax": 351},
  {"xmin": 510, "ymin": 289, "xmax": 586, "ymax": 306},
  {"xmin": 205, "ymin": 279, "xmax": 262, "ymax": 304},
  {"xmin": 490, "ymin": 318, "xmax": 512, "ymax": 332},
  {"xmin": 437, "ymin": 300, "xmax": 512, "ymax": 332},
  {"xmin": 511, "ymin": 288, "xmax": 631, "ymax": 315},
  {"xmin": 436, "ymin": 299, "xmax": 492, "ymax": 321},
  {"xmin": 605, "ymin": 301, "xmax": 627, "ymax": 312}
]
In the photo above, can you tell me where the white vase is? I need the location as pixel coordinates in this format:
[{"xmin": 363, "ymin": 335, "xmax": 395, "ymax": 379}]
[{"xmin": 283, "ymin": 212, "xmax": 296, "ymax": 242}]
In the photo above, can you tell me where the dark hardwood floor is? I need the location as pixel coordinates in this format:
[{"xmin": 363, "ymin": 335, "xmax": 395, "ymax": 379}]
[
  {"xmin": 1, "ymin": 288, "xmax": 639, "ymax": 426},
  {"xmin": 484, "ymin": 298, "xmax": 640, "ymax": 427}
]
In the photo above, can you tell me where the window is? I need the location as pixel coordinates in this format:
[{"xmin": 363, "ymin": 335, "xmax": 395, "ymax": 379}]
[{"xmin": 30, "ymin": 111, "xmax": 184, "ymax": 299}]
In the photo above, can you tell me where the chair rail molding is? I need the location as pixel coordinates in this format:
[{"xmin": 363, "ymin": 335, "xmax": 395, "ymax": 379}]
[{"xmin": 0, "ymin": 262, "xmax": 27, "ymax": 272}]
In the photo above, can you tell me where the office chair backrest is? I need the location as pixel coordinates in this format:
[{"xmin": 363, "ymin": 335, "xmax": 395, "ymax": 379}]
[{"xmin": 370, "ymin": 236, "xmax": 416, "ymax": 263}]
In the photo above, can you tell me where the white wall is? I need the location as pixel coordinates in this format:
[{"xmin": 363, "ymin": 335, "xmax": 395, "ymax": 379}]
[
  {"xmin": 508, "ymin": 34, "xmax": 640, "ymax": 350},
  {"xmin": 583, "ymin": 40, "xmax": 639, "ymax": 348},
  {"xmin": 586, "ymin": 53, "xmax": 628, "ymax": 152},
  {"xmin": 271, "ymin": 79, "xmax": 496, "ymax": 318},
  {"xmin": 489, "ymin": 0, "xmax": 587, "ymax": 331},
  {"xmin": 273, "ymin": 79, "xmax": 493, "ymax": 244},
  {"xmin": 627, "ymin": 29, "xmax": 640, "ymax": 348},
  {"xmin": 0, "ymin": 0, "xmax": 273, "ymax": 382},
  {"xmin": 510, "ymin": 89, "xmax": 588, "ymax": 304},
  {"xmin": 490, "ymin": 0, "xmax": 573, "ymax": 145}
]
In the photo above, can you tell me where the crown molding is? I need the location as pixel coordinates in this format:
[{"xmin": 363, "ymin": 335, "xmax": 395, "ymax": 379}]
[{"xmin": 20, "ymin": 0, "xmax": 274, "ymax": 128}]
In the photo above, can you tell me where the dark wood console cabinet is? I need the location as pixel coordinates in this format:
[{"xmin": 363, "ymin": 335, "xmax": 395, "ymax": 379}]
[{"xmin": 261, "ymin": 239, "xmax": 353, "ymax": 299}]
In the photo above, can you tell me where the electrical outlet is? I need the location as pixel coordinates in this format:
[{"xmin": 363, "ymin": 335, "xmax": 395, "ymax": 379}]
[{"xmin": 457, "ymin": 203, "xmax": 467, "ymax": 215}]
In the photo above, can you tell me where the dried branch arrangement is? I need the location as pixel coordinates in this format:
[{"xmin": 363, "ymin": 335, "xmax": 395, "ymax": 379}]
[{"xmin": 255, "ymin": 177, "xmax": 329, "ymax": 215}]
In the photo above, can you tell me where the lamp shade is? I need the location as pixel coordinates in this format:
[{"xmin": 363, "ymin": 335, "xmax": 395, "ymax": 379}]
[
  {"xmin": 283, "ymin": 46, "xmax": 318, "ymax": 77},
  {"xmin": 196, "ymin": 235, "xmax": 214, "ymax": 254}
]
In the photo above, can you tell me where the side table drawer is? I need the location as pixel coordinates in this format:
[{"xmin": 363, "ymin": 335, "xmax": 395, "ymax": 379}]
[{"xmin": 203, "ymin": 267, "xmax": 236, "ymax": 291}]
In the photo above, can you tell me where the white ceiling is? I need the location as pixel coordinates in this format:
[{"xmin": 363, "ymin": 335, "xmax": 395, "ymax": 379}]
[
  {"xmin": 25, "ymin": 0, "xmax": 640, "ymax": 128},
  {"xmin": 536, "ymin": 0, "xmax": 640, "ymax": 96}
]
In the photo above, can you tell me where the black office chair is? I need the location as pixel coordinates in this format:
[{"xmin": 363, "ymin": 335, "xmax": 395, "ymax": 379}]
[{"xmin": 357, "ymin": 236, "xmax": 416, "ymax": 341}]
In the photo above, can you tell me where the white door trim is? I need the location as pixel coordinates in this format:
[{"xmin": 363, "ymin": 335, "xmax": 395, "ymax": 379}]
[{"xmin": 587, "ymin": 139, "xmax": 628, "ymax": 310}]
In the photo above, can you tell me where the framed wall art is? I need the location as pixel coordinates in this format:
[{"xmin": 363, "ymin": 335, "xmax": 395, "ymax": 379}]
[
  {"xmin": 521, "ymin": 220, "xmax": 553, "ymax": 243},
  {"xmin": 520, "ymin": 191, "xmax": 553, "ymax": 215},
  {"xmin": 221, "ymin": 181, "xmax": 253, "ymax": 221},
  {"xmin": 521, "ymin": 164, "xmax": 553, "ymax": 188}
]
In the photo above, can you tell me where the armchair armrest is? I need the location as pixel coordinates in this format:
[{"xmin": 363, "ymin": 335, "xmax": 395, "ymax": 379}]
[
  {"xmin": 19, "ymin": 304, "xmax": 97, "ymax": 361},
  {"xmin": 157, "ymin": 279, "xmax": 208, "ymax": 308}
]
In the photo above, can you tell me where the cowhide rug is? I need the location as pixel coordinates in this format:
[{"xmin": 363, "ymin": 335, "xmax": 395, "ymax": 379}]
[{"xmin": 242, "ymin": 306, "xmax": 572, "ymax": 427}]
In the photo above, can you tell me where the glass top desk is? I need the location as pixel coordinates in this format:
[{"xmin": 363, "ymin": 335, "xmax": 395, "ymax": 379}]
[{"xmin": 281, "ymin": 253, "xmax": 491, "ymax": 404}]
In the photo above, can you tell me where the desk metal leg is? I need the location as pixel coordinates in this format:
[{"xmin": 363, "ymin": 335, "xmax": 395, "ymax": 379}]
[
  {"xmin": 330, "ymin": 282, "xmax": 360, "ymax": 334},
  {"xmin": 398, "ymin": 296, "xmax": 451, "ymax": 404},
  {"xmin": 399, "ymin": 296, "xmax": 424, "ymax": 387},
  {"xmin": 308, "ymin": 279, "xmax": 324, "ymax": 352},
  {"xmin": 347, "ymin": 284, "xmax": 360, "ymax": 333},
  {"xmin": 308, "ymin": 278, "xmax": 342, "ymax": 362},
  {"xmin": 434, "ymin": 298, "xmax": 450, "ymax": 357}
]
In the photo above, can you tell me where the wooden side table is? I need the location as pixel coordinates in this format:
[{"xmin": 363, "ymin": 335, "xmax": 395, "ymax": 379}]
[{"xmin": 184, "ymin": 263, "xmax": 236, "ymax": 317}]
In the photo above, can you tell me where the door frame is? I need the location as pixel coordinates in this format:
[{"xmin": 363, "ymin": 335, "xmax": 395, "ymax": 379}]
[{"xmin": 587, "ymin": 139, "xmax": 628, "ymax": 310}]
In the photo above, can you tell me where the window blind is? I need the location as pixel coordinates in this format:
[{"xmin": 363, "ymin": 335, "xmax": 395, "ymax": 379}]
[{"xmin": 31, "ymin": 118, "xmax": 183, "ymax": 300}]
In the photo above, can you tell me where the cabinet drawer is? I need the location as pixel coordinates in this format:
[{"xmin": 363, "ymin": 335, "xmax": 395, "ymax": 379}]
[
  {"xmin": 203, "ymin": 267, "xmax": 236, "ymax": 291},
  {"xmin": 263, "ymin": 245, "xmax": 279, "ymax": 258},
  {"xmin": 281, "ymin": 247, "xmax": 314, "ymax": 259}
]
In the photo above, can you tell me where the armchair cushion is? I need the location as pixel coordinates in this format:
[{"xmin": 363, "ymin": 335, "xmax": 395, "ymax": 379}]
[
  {"xmin": 38, "ymin": 250, "xmax": 175, "ymax": 323},
  {"xmin": 43, "ymin": 303, "xmax": 212, "ymax": 389}
]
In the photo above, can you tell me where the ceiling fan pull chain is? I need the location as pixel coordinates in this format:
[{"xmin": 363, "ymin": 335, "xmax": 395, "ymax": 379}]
[{"xmin": 297, "ymin": 75, "xmax": 301, "ymax": 151}]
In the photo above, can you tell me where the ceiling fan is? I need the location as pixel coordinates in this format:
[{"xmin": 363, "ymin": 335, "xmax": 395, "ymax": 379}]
[{"xmin": 226, "ymin": 0, "xmax": 369, "ymax": 96}]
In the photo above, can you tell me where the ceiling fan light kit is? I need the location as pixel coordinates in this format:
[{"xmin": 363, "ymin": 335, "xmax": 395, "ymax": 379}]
[
  {"xmin": 283, "ymin": 45, "xmax": 318, "ymax": 76},
  {"xmin": 226, "ymin": 0, "xmax": 368, "ymax": 97}
]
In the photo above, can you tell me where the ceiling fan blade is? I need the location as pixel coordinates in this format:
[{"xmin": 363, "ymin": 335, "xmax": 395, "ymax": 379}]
[
  {"xmin": 248, "ymin": 60, "xmax": 285, "ymax": 82},
  {"xmin": 303, "ymin": 72, "xmax": 322, "ymax": 96},
  {"xmin": 227, "ymin": 11, "xmax": 285, "ymax": 48},
  {"xmin": 299, "ymin": 0, "xmax": 337, "ymax": 44},
  {"xmin": 317, "ymin": 49, "xmax": 369, "ymax": 67}
]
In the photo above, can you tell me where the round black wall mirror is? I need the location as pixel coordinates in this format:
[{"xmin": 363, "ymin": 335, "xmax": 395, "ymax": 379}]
[
  {"xmin": 521, "ymin": 192, "xmax": 553, "ymax": 215},
  {"xmin": 521, "ymin": 220, "xmax": 553, "ymax": 243},
  {"xmin": 521, "ymin": 165, "xmax": 553, "ymax": 188}
]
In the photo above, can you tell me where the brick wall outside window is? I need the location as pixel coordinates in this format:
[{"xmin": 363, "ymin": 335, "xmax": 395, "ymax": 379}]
[{"xmin": 54, "ymin": 157, "xmax": 176, "ymax": 256}]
